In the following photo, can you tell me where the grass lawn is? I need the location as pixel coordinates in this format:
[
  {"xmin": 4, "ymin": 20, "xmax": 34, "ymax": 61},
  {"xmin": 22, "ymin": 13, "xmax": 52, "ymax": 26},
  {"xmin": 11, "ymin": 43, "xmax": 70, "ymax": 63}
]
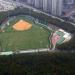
[{"xmin": 0, "ymin": 15, "xmax": 51, "ymax": 52}]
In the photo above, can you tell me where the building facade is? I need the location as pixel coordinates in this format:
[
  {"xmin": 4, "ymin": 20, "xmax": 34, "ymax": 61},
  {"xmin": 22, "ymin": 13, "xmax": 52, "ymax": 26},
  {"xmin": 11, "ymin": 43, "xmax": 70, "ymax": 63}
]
[
  {"xmin": 13, "ymin": 0, "xmax": 64, "ymax": 16},
  {"xmin": 64, "ymin": 0, "xmax": 74, "ymax": 4},
  {"xmin": 30, "ymin": 0, "xmax": 63, "ymax": 16}
]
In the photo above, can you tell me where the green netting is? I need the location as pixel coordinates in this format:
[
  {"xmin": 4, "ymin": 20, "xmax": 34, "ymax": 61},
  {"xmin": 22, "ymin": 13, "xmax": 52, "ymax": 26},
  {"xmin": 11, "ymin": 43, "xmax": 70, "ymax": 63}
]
[
  {"xmin": 55, "ymin": 31, "xmax": 65, "ymax": 45},
  {"xmin": 38, "ymin": 19, "xmax": 48, "ymax": 25},
  {"xmin": 25, "ymin": 15, "xmax": 35, "ymax": 22},
  {"xmin": 57, "ymin": 37, "xmax": 65, "ymax": 45},
  {"xmin": 56, "ymin": 31, "xmax": 64, "ymax": 37}
]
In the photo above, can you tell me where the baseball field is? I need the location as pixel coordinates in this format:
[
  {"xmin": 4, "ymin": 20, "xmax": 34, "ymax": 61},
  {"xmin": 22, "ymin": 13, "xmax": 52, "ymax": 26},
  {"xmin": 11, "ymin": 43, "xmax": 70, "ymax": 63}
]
[{"xmin": 0, "ymin": 15, "xmax": 51, "ymax": 52}]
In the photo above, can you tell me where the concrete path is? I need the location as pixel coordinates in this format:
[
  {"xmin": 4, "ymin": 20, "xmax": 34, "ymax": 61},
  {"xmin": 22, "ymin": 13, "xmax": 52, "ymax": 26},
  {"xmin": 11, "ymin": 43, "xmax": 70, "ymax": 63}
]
[{"xmin": 0, "ymin": 48, "xmax": 50, "ymax": 55}]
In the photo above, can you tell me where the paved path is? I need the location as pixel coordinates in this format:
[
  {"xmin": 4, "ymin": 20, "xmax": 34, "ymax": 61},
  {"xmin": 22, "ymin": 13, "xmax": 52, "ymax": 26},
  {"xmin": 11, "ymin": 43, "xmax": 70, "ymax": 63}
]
[
  {"xmin": 0, "ymin": 48, "xmax": 74, "ymax": 56},
  {"xmin": 0, "ymin": 48, "xmax": 50, "ymax": 55}
]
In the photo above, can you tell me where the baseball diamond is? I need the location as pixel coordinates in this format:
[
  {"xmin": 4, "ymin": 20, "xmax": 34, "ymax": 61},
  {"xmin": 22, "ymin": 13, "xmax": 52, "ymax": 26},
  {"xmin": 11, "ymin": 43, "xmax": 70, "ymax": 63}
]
[{"xmin": 0, "ymin": 15, "xmax": 51, "ymax": 52}]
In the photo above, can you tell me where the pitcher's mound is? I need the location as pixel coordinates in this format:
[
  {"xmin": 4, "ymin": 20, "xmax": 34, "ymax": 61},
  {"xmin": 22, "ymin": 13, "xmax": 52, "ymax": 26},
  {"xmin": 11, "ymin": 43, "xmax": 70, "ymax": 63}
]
[{"xmin": 13, "ymin": 20, "xmax": 32, "ymax": 31}]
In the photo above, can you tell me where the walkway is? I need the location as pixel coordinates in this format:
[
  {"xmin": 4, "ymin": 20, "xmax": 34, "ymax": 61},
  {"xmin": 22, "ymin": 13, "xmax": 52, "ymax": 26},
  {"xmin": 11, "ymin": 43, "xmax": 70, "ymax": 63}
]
[{"xmin": 0, "ymin": 48, "xmax": 50, "ymax": 55}]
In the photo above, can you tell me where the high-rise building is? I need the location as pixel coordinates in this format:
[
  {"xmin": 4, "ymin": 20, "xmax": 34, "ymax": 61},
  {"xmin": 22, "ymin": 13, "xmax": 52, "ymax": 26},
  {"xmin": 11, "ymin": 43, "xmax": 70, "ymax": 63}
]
[
  {"xmin": 49, "ymin": 0, "xmax": 63, "ymax": 16},
  {"xmin": 39, "ymin": 0, "xmax": 43, "ymax": 9},
  {"xmin": 63, "ymin": 0, "xmax": 74, "ymax": 10},
  {"xmin": 34, "ymin": 0, "xmax": 39, "ymax": 8},
  {"xmin": 43, "ymin": 0, "xmax": 47, "ymax": 11},
  {"xmin": 56, "ymin": 0, "xmax": 63, "ymax": 16},
  {"xmin": 31, "ymin": 0, "xmax": 35, "ymax": 6},
  {"xmin": 64, "ymin": 0, "xmax": 74, "ymax": 4},
  {"xmin": 47, "ymin": 0, "xmax": 52, "ymax": 13},
  {"xmin": 15, "ymin": 0, "xmax": 64, "ymax": 16},
  {"xmin": 52, "ymin": 0, "xmax": 57, "ymax": 15}
]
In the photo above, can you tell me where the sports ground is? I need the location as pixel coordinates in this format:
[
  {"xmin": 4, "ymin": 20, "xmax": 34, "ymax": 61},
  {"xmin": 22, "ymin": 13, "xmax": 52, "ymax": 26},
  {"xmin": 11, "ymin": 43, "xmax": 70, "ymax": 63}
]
[{"xmin": 0, "ymin": 15, "xmax": 51, "ymax": 52}]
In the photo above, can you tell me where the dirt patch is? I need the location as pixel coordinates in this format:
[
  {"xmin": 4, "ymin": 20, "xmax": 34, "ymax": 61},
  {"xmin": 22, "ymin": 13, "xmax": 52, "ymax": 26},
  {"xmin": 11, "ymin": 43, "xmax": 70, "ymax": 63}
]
[{"xmin": 13, "ymin": 20, "xmax": 32, "ymax": 31}]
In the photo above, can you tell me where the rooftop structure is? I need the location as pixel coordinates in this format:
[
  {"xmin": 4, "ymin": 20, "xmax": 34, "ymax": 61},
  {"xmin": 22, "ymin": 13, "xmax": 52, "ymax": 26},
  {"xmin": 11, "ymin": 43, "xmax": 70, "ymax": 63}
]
[{"xmin": 0, "ymin": 0, "xmax": 16, "ymax": 11}]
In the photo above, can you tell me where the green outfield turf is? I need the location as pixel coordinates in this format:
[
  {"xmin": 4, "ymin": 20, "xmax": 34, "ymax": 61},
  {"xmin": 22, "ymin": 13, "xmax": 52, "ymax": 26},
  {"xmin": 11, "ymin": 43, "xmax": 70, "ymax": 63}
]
[{"xmin": 0, "ymin": 15, "xmax": 51, "ymax": 52}]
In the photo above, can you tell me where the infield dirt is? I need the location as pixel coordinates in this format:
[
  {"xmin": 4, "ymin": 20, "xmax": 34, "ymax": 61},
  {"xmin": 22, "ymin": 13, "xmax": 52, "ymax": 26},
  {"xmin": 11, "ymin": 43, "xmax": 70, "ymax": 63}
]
[{"xmin": 13, "ymin": 20, "xmax": 32, "ymax": 31}]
